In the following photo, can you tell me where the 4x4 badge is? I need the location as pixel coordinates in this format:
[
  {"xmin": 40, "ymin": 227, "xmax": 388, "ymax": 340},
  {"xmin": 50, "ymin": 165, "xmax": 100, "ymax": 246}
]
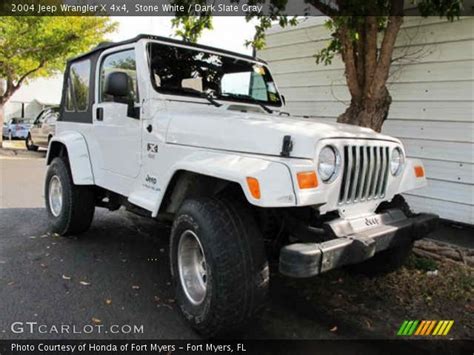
[{"xmin": 147, "ymin": 143, "xmax": 158, "ymax": 153}]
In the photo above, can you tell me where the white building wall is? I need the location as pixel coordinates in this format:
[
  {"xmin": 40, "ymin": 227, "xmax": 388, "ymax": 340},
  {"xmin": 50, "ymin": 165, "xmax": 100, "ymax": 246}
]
[{"xmin": 259, "ymin": 16, "xmax": 474, "ymax": 224}]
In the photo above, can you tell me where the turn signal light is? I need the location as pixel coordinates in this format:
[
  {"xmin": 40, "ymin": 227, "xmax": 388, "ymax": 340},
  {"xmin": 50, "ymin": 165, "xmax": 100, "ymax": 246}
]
[
  {"xmin": 414, "ymin": 165, "xmax": 425, "ymax": 178},
  {"xmin": 297, "ymin": 171, "xmax": 318, "ymax": 189},
  {"xmin": 246, "ymin": 177, "xmax": 261, "ymax": 199}
]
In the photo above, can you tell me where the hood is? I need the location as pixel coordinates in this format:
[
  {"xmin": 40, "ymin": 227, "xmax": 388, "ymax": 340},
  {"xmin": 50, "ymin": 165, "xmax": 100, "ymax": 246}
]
[{"xmin": 164, "ymin": 102, "xmax": 399, "ymax": 159}]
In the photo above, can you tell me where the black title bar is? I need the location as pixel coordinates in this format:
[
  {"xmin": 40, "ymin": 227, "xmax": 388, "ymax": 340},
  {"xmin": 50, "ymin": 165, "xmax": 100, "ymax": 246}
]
[
  {"xmin": 2, "ymin": 0, "xmax": 472, "ymax": 16},
  {"xmin": 0, "ymin": 339, "xmax": 473, "ymax": 355},
  {"xmin": 2, "ymin": 0, "xmax": 324, "ymax": 16}
]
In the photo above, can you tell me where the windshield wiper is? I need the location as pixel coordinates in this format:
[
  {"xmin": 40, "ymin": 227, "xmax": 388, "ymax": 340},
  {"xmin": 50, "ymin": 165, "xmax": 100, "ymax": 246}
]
[
  {"xmin": 202, "ymin": 93, "xmax": 222, "ymax": 108},
  {"xmin": 180, "ymin": 88, "xmax": 222, "ymax": 108},
  {"xmin": 221, "ymin": 93, "xmax": 273, "ymax": 114}
]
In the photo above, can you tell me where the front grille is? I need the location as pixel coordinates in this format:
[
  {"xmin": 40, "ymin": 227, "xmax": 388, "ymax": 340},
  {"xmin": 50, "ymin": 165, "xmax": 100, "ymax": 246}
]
[{"xmin": 338, "ymin": 145, "xmax": 390, "ymax": 204}]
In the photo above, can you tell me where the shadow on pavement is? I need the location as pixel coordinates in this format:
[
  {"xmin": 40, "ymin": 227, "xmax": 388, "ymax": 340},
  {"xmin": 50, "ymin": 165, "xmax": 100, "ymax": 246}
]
[{"xmin": 0, "ymin": 207, "xmax": 382, "ymax": 340}]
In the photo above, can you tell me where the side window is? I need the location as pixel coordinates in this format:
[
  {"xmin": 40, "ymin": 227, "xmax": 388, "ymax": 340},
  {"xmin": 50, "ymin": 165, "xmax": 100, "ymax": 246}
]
[
  {"xmin": 100, "ymin": 50, "xmax": 138, "ymax": 103},
  {"xmin": 221, "ymin": 72, "xmax": 269, "ymax": 101},
  {"xmin": 46, "ymin": 112, "xmax": 59, "ymax": 123},
  {"xmin": 221, "ymin": 72, "xmax": 251, "ymax": 97},
  {"xmin": 249, "ymin": 73, "xmax": 268, "ymax": 101},
  {"xmin": 65, "ymin": 78, "xmax": 74, "ymax": 111},
  {"xmin": 65, "ymin": 60, "xmax": 91, "ymax": 112},
  {"xmin": 34, "ymin": 111, "xmax": 46, "ymax": 124}
]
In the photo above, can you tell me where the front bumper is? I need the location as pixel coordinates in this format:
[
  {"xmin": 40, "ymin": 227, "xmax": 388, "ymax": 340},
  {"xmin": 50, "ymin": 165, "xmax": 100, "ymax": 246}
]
[{"xmin": 279, "ymin": 210, "xmax": 438, "ymax": 278}]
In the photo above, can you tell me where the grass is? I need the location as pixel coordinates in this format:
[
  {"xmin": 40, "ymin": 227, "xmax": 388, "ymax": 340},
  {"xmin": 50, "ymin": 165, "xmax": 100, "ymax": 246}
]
[
  {"xmin": 277, "ymin": 253, "xmax": 473, "ymax": 338},
  {"xmin": 406, "ymin": 254, "xmax": 438, "ymax": 272}
]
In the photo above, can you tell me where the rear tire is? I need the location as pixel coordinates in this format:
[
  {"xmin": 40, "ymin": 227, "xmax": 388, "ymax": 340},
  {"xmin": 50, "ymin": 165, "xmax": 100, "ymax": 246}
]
[
  {"xmin": 170, "ymin": 197, "xmax": 269, "ymax": 337},
  {"xmin": 349, "ymin": 195, "xmax": 414, "ymax": 277},
  {"xmin": 45, "ymin": 157, "xmax": 95, "ymax": 236},
  {"xmin": 26, "ymin": 134, "xmax": 38, "ymax": 151}
]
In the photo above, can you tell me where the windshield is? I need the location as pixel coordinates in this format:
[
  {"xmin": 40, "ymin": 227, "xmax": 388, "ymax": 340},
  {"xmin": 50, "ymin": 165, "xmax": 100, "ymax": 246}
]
[{"xmin": 148, "ymin": 43, "xmax": 282, "ymax": 107}]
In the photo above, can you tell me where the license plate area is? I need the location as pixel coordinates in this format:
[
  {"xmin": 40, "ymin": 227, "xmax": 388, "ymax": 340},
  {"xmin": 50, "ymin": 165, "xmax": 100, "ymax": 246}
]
[
  {"xmin": 325, "ymin": 209, "xmax": 408, "ymax": 237},
  {"xmin": 350, "ymin": 214, "xmax": 385, "ymax": 233},
  {"xmin": 349, "ymin": 209, "xmax": 408, "ymax": 234}
]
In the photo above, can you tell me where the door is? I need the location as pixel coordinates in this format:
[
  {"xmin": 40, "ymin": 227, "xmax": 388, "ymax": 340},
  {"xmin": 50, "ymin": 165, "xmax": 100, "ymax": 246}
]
[
  {"xmin": 41, "ymin": 110, "xmax": 58, "ymax": 146},
  {"xmin": 32, "ymin": 109, "xmax": 52, "ymax": 146},
  {"xmin": 30, "ymin": 112, "xmax": 45, "ymax": 145},
  {"xmin": 94, "ymin": 48, "xmax": 141, "ymax": 179}
]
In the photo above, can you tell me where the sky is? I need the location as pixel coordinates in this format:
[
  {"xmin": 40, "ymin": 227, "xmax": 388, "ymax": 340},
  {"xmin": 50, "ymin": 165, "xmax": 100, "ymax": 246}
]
[
  {"xmin": 6, "ymin": 17, "xmax": 257, "ymax": 114},
  {"xmin": 112, "ymin": 16, "xmax": 256, "ymax": 54}
]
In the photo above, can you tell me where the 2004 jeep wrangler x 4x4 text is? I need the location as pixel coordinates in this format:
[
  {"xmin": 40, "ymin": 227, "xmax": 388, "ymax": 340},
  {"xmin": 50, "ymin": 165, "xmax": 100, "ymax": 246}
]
[{"xmin": 45, "ymin": 35, "xmax": 437, "ymax": 337}]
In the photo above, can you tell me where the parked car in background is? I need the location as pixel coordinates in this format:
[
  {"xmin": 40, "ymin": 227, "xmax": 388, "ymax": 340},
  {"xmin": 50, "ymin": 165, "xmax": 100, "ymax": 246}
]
[
  {"xmin": 26, "ymin": 107, "xmax": 59, "ymax": 151},
  {"xmin": 2, "ymin": 117, "xmax": 33, "ymax": 140}
]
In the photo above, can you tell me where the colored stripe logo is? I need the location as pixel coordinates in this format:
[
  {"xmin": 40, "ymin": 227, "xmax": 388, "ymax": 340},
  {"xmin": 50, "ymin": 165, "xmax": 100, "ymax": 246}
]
[{"xmin": 397, "ymin": 320, "xmax": 454, "ymax": 336}]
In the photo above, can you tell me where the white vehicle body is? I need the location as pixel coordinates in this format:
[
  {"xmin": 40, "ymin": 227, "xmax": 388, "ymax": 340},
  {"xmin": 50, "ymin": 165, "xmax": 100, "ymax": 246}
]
[
  {"xmin": 45, "ymin": 35, "xmax": 437, "ymax": 336},
  {"xmin": 48, "ymin": 37, "xmax": 426, "ymax": 220}
]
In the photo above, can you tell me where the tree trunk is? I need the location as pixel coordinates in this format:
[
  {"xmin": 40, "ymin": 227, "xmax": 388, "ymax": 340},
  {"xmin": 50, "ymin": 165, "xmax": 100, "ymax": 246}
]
[
  {"xmin": 336, "ymin": 14, "xmax": 403, "ymax": 133},
  {"xmin": 0, "ymin": 103, "xmax": 4, "ymax": 148},
  {"xmin": 337, "ymin": 86, "xmax": 392, "ymax": 133}
]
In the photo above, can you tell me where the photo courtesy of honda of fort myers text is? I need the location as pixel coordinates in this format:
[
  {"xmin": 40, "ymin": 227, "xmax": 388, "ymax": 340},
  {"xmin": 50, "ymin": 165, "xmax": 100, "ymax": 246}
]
[{"xmin": 0, "ymin": 0, "xmax": 473, "ymax": 354}]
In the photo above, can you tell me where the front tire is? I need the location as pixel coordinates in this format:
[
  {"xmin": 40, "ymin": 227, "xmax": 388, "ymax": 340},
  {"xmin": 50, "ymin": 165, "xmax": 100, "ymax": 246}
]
[
  {"xmin": 26, "ymin": 134, "xmax": 38, "ymax": 151},
  {"xmin": 45, "ymin": 157, "xmax": 95, "ymax": 236},
  {"xmin": 170, "ymin": 197, "xmax": 269, "ymax": 337}
]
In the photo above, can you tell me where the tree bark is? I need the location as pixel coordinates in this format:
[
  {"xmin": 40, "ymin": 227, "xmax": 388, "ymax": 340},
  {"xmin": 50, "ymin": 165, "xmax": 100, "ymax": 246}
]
[
  {"xmin": 0, "ymin": 103, "xmax": 4, "ymax": 148},
  {"xmin": 338, "ymin": 86, "xmax": 392, "ymax": 132},
  {"xmin": 0, "ymin": 78, "xmax": 5, "ymax": 148},
  {"xmin": 337, "ymin": 15, "xmax": 403, "ymax": 133}
]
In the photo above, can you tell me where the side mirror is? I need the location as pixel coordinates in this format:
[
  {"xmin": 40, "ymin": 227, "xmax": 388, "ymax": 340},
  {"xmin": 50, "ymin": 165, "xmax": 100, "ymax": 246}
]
[
  {"xmin": 104, "ymin": 71, "xmax": 140, "ymax": 119},
  {"xmin": 105, "ymin": 71, "xmax": 130, "ymax": 98}
]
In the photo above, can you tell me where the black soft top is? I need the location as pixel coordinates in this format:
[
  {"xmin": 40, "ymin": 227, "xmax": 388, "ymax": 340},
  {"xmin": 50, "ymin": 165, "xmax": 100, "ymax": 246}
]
[
  {"xmin": 68, "ymin": 34, "xmax": 266, "ymax": 65},
  {"xmin": 60, "ymin": 34, "xmax": 267, "ymax": 124}
]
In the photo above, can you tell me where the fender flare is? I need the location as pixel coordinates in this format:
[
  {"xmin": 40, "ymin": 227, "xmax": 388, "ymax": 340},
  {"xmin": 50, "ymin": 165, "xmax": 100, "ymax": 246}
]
[
  {"xmin": 155, "ymin": 151, "xmax": 296, "ymax": 215},
  {"xmin": 46, "ymin": 131, "xmax": 95, "ymax": 185}
]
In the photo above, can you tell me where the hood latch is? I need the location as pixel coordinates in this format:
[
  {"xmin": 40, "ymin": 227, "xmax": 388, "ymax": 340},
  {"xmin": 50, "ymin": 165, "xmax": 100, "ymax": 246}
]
[{"xmin": 280, "ymin": 135, "xmax": 293, "ymax": 157}]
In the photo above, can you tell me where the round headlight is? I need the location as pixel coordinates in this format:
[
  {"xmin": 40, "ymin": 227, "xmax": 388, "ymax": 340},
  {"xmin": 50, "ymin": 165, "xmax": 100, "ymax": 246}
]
[
  {"xmin": 390, "ymin": 147, "xmax": 404, "ymax": 176},
  {"xmin": 318, "ymin": 145, "xmax": 340, "ymax": 182}
]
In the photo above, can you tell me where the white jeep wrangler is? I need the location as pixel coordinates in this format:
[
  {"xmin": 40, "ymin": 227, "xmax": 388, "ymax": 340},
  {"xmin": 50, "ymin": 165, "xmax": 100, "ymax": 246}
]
[{"xmin": 45, "ymin": 35, "xmax": 436, "ymax": 336}]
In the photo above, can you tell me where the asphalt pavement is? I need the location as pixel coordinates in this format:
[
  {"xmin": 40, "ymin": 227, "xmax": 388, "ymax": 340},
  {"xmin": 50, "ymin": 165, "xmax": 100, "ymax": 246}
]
[
  {"xmin": 0, "ymin": 149, "xmax": 337, "ymax": 340},
  {"xmin": 1, "ymin": 146, "xmax": 464, "ymax": 346},
  {"xmin": 0, "ymin": 206, "xmax": 347, "ymax": 340},
  {"xmin": 0, "ymin": 207, "xmax": 198, "ymax": 339}
]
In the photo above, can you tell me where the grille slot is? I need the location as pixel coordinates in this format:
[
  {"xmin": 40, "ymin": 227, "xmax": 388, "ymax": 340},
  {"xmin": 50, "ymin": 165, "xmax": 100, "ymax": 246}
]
[{"xmin": 338, "ymin": 145, "xmax": 390, "ymax": 204}]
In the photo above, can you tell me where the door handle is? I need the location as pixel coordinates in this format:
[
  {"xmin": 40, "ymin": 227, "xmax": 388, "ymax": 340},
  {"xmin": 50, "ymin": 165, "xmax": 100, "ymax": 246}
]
[
  {"xmin": 96, "ymin": 107, "xmax": 103, "ymax": 121},
  {"xmin": 146, "ymin": 124, "xmax": 153, "ymax": 133}
]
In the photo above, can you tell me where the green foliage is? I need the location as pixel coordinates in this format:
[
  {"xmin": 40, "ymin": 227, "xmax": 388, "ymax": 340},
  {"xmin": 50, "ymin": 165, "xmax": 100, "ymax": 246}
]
[
  {"xmin": 170, "ymin": 0, "xmax": 463, "ymax": 60},
  {"xmin": 248, "ymin": 16, "xmax": 298, "ymax": 50},
  {"xmin": 172, "ymin": 16, "xmax": 213, "ymax": 42},
  {"xmin": 170, "ymin": 0, "xmax": 213, "ymax": 42},
  {"xmin": 416, "ymin": 0, "xmax": 464, "ymax": 20},
  {"xmin": 311, "ymin": 0, "xmax": 462, "ymax": 66},
  {"xmin": 70, "ymin": 69, "xmax": 89, "ymax": 110},
  {"xmin": 0, "ymin": 16, "xmax": 116, "ymax": 99},
  {"xmin": 314, "ymin": 28, "xmax": 342, "ymax": 65},
  {"xmin": 406, "ymin": 254, "xmax": 438, "ymax": 271}
]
